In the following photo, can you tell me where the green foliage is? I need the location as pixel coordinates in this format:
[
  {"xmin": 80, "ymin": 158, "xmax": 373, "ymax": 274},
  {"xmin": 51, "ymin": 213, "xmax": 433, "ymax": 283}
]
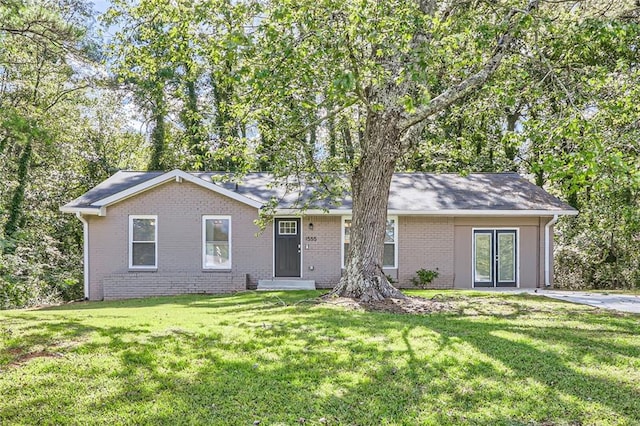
[
  {"xmin": 399, "ymin": 4, "xmax": 640, "ymax": 290},
  {"xmin": 103, "ymin": 0, "xmax": 257, "ymax": 172},
  {"xmin": 1, "ymin": 292, "xmax": 639, "ymax": 424},
  {"xmin": 1, "ymin": 0, "xmax": 638, "ymax": 310},
  {"xmin": 410, "ymin": 268, "xmax": 440, "ymax": 289},
  {"xmin": 0, "ymin": 231, "xmax": 83, "ymax": 309},
  {"xmin": 0, "ymin": 0, "xmax": 148, "ymax": 308}
]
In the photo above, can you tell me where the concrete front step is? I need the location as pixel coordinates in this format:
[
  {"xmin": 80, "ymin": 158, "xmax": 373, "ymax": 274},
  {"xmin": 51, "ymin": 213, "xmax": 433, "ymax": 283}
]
[{"xmin": 257, "ymin": 279, "xmax": 316, "ymax": 291}]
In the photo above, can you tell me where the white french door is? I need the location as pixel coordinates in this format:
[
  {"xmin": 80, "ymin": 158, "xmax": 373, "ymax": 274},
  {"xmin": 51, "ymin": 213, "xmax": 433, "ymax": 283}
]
[{"xmin": 473, "ymin": 229, "xmax": 518, "ymax": 287}]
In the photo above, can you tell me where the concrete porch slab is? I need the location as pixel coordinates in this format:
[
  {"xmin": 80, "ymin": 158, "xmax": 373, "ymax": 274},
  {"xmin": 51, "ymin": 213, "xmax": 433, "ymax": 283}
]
[{"xmin": 257, "ymin": 279, "xmax": 316, "ymax": 291}]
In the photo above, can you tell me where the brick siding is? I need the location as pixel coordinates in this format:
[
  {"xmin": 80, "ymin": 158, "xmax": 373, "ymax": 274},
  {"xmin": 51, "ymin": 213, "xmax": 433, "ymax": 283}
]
[
  {"xmin": 398, "ymin": 216, "xmax": 455, "ymax": 289},
  {"xmin": 300, "ymin": 215, "xmax": 342, "ymax": 288},
  {"xmin": 85, "ymin": 179, "xmax": 548, "ymax": 300},
  {"xmin": 87, "ymin": 180, "xmax": 272, "ymax": 300},
  {"xmin": 102, "ymin": 272, "xmax": 247, "ymax": 300}
]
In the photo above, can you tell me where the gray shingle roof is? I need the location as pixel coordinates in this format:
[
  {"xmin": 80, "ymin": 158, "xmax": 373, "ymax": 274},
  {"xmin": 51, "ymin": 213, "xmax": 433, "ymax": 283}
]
[
  {"xmin": 66, "ymin": 171, "xmax": 164, "ymax": 208},
  {"xmin": 63, "ymin": 170, "xmax": 576, "ymax": 213}
]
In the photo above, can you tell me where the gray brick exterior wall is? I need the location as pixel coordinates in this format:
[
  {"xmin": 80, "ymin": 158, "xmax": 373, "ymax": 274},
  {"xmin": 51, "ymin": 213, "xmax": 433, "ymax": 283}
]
[
  {"xmin": 398, "ymin": 216, "xmax": 455, "ymax": 289},
  {"xmin": 86, "ymin": 180, "xmax": 272, "ymax": 300},
  {"xmin": 103, "ymin": 272, "xmax": 247, "ymax": 300},
  {"xmin": 84, "ymin": 179, "xmax": 552, "ymax": 300},
  {"xmin": 300, "ymin": 215, "xmax": 342, "ymax": 289}
]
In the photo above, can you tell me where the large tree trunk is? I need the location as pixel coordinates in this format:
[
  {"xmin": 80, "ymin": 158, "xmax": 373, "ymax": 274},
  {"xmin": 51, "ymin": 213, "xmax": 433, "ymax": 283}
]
[
  {"xmin": 184, "ymin": 75, "xmax": 206, "ymax": 165},
  {"xmin": 330, "ymin": 111, "xmax": 405, "ymax": 301},
  {"xmin": 148, "ymin": 109, "xmax": 166, "ymax": 171},
  {"xmin": 325, "ymin": 1, "xmax": 539, "ymax": 302},
  {"xmin": 4, "ymin": 139, "xmax": 32, "ymax": 243},
  {"xmin": 148, "ymin": 80, "xmax": 167, "ymax": 171}
]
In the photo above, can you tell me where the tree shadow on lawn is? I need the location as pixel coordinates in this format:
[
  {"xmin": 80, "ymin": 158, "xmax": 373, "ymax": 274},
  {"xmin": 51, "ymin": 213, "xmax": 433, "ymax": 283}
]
[
  {"xmin": 286, "ymin": 306, "xmax": 640, "ymax": 424},
  {"xmin": 433, "ymin": 317, "xmax": 640, "ymax": 421},
  {"xmin": 1, "ymin": 317, "xmax": 99, "ymax": 365},
  {"xmin": 3, "ymin": 321, "xmax": 477, "ymax": 424},
  {"xmin": 38, "ymin": 291, "xmax": 325, "ymax": 312},
  {"xmin": 1, "ymin": 296, "xmax": 639, "ymax": 425}
]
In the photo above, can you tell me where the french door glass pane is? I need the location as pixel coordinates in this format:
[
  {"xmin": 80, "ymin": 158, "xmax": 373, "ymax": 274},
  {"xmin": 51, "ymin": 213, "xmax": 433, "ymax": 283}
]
[
  {"xmin": 474, "ymin": 233, "xmax": 492, "ymax": 282},
  {"xmin": 498, "ymin": 232, "xmax": 515, "ymax": 282}
]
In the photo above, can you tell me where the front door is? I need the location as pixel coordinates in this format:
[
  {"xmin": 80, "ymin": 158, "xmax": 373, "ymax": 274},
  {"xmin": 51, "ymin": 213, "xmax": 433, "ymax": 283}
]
[
  {"xmin": 473, "ymin": 229, "xmax": 517, "ymax": 287},
  {"xmin": 275, "ymin": 218, "xmax": 301, "ymax": 277}
]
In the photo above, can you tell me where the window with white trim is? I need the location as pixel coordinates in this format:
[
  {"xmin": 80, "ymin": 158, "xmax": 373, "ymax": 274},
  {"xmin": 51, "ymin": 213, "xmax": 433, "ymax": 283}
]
[
  {"xmin": 203, "ymin": 216, "xmax": 231, "ymax": 269},
  {"xmin": 278, "ymin": 220, "xmax": 297, "ymax": 235},
  {"xmin": 129, "ymin": 215, "xmax": 157, "ymax": 268},
  {"xmin": 342, "ymin": 217, "xmax": 397, "ymax": 268}
]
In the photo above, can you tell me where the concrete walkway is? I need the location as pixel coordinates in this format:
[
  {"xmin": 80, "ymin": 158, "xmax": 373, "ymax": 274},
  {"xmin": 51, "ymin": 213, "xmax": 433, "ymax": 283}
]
[
  {"xmin": 476, "ymin": 288, "xmax": 640, "ymax": 314},
  {"xmin": 536, "ymin": 290, "xmax": 640, "ymax": 314}
]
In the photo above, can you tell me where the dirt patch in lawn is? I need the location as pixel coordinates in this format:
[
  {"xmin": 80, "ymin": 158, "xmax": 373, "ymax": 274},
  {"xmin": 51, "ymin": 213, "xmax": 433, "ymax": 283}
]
[
  {"xmin": 6, "ymin": 349, "xmax": 64, "ymax": 367},
  {"xmin": 323, "ymin": 295, "xmax": 454, "ymax": 315}
]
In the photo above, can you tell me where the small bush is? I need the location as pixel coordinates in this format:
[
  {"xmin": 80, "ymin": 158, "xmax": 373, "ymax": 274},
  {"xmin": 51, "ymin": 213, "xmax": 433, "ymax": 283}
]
[{"xmin": 411, "ymin": 268, "xmax": 439, "ymax": 289}]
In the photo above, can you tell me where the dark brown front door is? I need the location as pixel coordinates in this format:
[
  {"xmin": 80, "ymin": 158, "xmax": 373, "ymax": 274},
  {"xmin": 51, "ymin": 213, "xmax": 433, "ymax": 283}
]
[{"xmin": 274, "ymin": 218, "xmax": 301, "ymax": 277}]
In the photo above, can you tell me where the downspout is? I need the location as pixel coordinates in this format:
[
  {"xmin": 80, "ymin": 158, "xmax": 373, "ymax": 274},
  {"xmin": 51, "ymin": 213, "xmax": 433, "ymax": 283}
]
[
  {"xmin": 544, "ymin": 214, "xmax": 559, "ymax": 287},
  {"xmin": 76, "ymin": 212, "xmax": 89, "ymax": 300}
]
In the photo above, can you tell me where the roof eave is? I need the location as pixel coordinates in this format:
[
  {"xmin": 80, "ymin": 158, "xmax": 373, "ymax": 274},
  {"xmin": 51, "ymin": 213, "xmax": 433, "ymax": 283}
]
[
  {"xmin": 90, "ymin": 169, "xmax": 263, "ymax": 211},
  {"xmin": 274, "ymin": 208, "xmax": 578, "ymax": 216},
  {"xmin": 59, "ymin": 206, "xmax": 105, "ymax": 216}
]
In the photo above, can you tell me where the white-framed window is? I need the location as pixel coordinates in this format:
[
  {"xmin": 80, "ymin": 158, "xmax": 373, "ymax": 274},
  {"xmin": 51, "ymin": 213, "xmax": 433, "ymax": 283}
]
[
  {"xmin": 129, "ymin": 215, "xmax": 157, "ymax": 269},
  {"xmin": 203, "ymin": 215, "xmax": 232, "ymax": 269},
  {"xmin": 278, "ymin": 220, "xmax": 297, "ymax": 235},
  {"xmin": 341, "ymin": 216, "xmax": 398, "ymax": 269}
]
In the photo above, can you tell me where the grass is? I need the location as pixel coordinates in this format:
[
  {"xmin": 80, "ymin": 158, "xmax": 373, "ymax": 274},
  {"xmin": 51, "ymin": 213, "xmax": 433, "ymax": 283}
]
[{"xmin": 1, "ymin": 290, "xmax": 639, "ymax": 425}]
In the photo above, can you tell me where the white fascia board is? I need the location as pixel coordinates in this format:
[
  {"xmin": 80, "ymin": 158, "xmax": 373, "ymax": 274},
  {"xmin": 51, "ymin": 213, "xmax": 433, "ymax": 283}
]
[
  {"xmin": 272, "ymin": 209, "xmax": 333, "ymax": 216},
  {"xmin": 274, "ymin": 208, "xmax": 578, "ymax": 216},
  {"xmin": 91, "ymin": 169, "xmax": 263, "ymax": 210},
  {"xmin": 59, "ymin": 206, "xmax": 105, "ymax": 216},
  {"xmin": 387, "ymin": 209, "xmax": 579, "ymax": 216}
]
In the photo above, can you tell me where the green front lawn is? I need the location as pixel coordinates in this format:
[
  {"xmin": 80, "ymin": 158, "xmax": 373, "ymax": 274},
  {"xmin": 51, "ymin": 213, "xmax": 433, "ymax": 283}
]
[{"xmin": 1, "ymin": 291, "xmax": 639, "ymax": 425}]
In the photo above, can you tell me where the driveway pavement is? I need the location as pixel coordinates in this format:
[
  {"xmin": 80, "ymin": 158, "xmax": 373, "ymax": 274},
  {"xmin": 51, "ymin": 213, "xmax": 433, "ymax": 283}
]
[
  {"xmin": 474, "ymin": 288, "xmax": 640, "ymax": 313},
  {"xmin": 536, "ymin": 290, "xmax": 640, "ymax": 314}
]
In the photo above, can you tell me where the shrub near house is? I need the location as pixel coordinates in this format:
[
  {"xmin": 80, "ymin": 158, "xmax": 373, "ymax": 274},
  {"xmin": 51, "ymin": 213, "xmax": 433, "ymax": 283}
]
[{"xmin": 411, "ymin": 269, "xmax": 440, "ymax": 289}]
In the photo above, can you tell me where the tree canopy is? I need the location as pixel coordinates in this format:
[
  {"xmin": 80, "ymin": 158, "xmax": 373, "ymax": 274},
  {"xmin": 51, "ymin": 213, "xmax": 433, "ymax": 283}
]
[
  {"xmin": 244, "ymin": 0, "xmax": 639, "ymax": 299},
  {"xmin": 1, "ymin": 0, "xmax": 639, "ymax": 307}
]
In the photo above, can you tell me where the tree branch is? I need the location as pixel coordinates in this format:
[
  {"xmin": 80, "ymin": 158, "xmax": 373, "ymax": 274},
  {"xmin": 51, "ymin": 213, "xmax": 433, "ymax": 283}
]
[
  {"xmin": 43, "ymin": 84, "xmax": 92, "ymax": 112},
  {"xmin": 398, "ymin": 0, "xmax": 540, "ymax": 132},
  {"xmin": 286, "ymin": 99, "xmax": 358, "ymax": 140}
]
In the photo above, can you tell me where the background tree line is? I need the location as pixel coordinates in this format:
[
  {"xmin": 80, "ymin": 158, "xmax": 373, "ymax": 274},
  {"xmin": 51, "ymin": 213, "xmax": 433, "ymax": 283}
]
[{"xmin": 1, "ymin": 0, "xmax": 638, "ymax": 307}]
